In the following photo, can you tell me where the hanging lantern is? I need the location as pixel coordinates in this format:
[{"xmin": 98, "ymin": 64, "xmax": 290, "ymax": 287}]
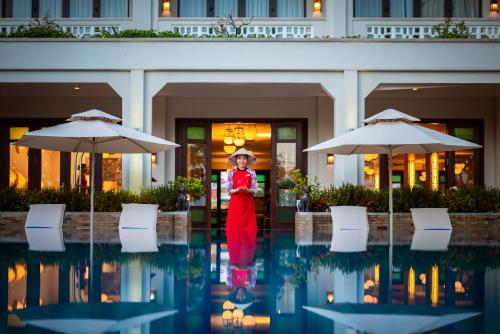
[
  {"xmin": 223, "ymin": 127, "xmax": 234, "ymax": 145},
  {"xmin": 233, "ymin": 125, "xmax": 245, "ymax": 147},
  {"xmin": 223, "ymin": 145, "xmax": 237, "ymax": 154},
  {"xmin": 244, "ymin": 123, "xmax": 257, "ymax": 141}
]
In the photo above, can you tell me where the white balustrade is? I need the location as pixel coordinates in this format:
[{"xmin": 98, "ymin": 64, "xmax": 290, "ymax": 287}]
[
  {"xmin": 172, "ymin": 24, "xmax": 314, "ymax": 38},
  {"xmin": 365, "ymin": 24, "xmax": 500, "ymax": 39},
  {"xmin": 0, "ymin": 23, "xmax": 121, "ymax": 37}
]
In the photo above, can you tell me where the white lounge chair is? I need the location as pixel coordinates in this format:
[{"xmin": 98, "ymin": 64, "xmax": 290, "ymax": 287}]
[
  {"xmin": 119, "ymin": 204, "xmax": 159, "ymax": 253},
  {"xmin": 330, "ymin": 206, "xmax": 369, "ymax": 252},
  {"xmin": 410, "ymin": 208, "xmax": 452, "ymax": 251},
  {"xmin": 25, "ymin": 204, "xmax": 66, "ymax": 252}
]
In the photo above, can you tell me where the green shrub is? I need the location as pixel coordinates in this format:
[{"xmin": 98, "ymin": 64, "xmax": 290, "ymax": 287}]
[
  {"xmin": 94, "ymin": 29, "xmax": 187, "ymax": 38},
  {"xmin": 1, "ymin": 17, "xmax": 74, "ymax": 38},
  {"xmin": 433, "ymin": 18, "xmax": 470, "ymax": 39},
  {"xmin": 310, "ymin": 182, "xmax": 500, "ymax": 213},
  {"xmin": 0, "ymin": 176, "xmax": 205, "ymax": 212}
]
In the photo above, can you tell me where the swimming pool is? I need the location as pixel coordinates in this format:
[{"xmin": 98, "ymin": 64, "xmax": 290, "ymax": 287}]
[{"xmin": 1, "ymin": 228, "xmax": 499, "ymax": 333}]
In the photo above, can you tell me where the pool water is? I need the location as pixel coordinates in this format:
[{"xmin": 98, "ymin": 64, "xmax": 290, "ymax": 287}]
[{"xmin": 1, "ymin": 228, "xmax": 499, "ymax": 333}]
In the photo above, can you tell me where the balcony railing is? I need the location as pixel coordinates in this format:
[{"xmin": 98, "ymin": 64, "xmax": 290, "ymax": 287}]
[
  {"xmin": 353, "ymin": 18, "xmax": 500, "ymax": 39},
  {"xmin": 172, "ymin": 24, "xmax": 314, "ymax": 38},
  {"xmin": 0, "ymin": 20, "xmax": 122, "ymax": 38}
]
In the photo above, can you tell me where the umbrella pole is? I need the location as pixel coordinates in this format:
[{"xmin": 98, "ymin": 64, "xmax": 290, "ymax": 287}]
[
  {"xmin": 90, "ymin": 143, "xmax": 95, "ymax": 301},
  {"xmin": 388, "ymin": 146, "xmax": 393, "ymax": 304}
]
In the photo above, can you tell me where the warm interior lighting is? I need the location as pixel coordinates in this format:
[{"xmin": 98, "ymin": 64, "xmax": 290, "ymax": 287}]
[
  {"xmin": 151, "ymin": 153, "xmax": 157, "ymax": 165},
  {"xmin": 222, "ymin": 310, "xmax": 233, "ymax": 327},
  {"xmin": 454, "ymin": 163, "xmax": 465, "ymax": 175},
  {"xmin": 408, "ymin": 266, "xmax": 415, "ymax": 296},
  {"xmin": 232, "ymin": 309, "xmax": 244, "ymax": 328},
  {"xmin": 375, "ymin": 172, "xmax": 380, "ymax": 191},
  {"xmin": 491, "ymin": 0, "xmax": 499, "ymax": 14},
  {"xmin": 313, "ymin": 0, "xmax": 322, "ymax": 14},
  {"xmin": 374, "ymin": 264, "xmax": 380, "ymax": 283},
  {"xmin": 431, "ymin": 153, "xmax": 439, "ymax": 190},
  {"xmin": 363, "ymin": 295, "xmax": 378, "ymax": 304},
  {"xmin": 327, "ymin": 154, "xmax": 334, "ymax": 165},
  {"xmin": 326, "ymin": 291, "xmax": 334, "ymax": 303},
  {"xmin": 223, "ymin": 145, "xmax": 237, "ymax": 154},
  {"xmin": 150, "ymin": 291, "xmax": 156, "ymax": 301},
  {"xmin": 431, "ymin": 265, "xmax": 439, "ymax": 306},
  {"xmin": 162, "ymin": 0, "xmax": 171, "ymax": 16},
  {"xmin": 242, "ymin": 315, "xmax": 256, "ymax": 328},
  {"xmin": 419, "ymin": 171, "xmax": 426, "ymax": 182},
  {"xmin": 455, "ymin": 280, "xmax": 465, "ymax": 293},
  {"xmin": 364, "ymin": 280, "xmax": 374, "ymax": 290},
  {"xmin": 419, "ymin": 273, "xmax": 426, "ymax": 285},
  {"xmin": 408, "ymin": 153, "xmax": 415, "ymax": 188},
  {"xmin": 233, "ymin": 126, "xmax": 245, "ymax": 147},
  {"xmin": 244, "ymin": 124, "xmax": 257, "ymax": 141},
  {"xmin": 256, "ymin": 132, "xmax": 271, "ymax": 138},
  {"xmin": 223, "ymin": 128, "xmax": 234, "ymax": 145},
  {"xmin": 223, "ymin": 300, "xmax": 235, "ymax": 310}
]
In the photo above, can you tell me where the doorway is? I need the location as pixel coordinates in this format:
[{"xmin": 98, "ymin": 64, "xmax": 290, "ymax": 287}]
[{"xmin": 175, "ymin": 119, "xmax": 307, "ymax": 229}]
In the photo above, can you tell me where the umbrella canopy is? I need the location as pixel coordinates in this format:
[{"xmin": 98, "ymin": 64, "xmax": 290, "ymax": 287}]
[
  {"xmin": 304, "ymin": 303, "xmax": 480, "ymax": 334},
  {"xmin": 14, "ymin": 109, "xmax": 178, "ymax": 153},
  {"xmin": 305, "ymin": 109, "xmax": 480, "ymax": 155},
  {"xmin": 304, "ymin": 109, "xmax": 481, "ymax": 301},
  {"xmin": 13, "ymin": 302, "xmax": 177, "ymax": 334},
  {"xmin": 13, "ymin": 109, "xmax": 179, "ymax": 299}
]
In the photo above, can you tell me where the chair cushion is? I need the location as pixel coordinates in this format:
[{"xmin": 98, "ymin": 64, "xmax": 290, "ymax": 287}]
[
  {"xmin": 25, "ymin": 204, "xmax": 66, "ymax": 228},
  {"xmin": 410, "ymin": 208, "xmax": 452, "ymax": 230},
  {"xmin": 119, "ymin": 204, "xmax": 158, "ymax": 229},
  {"xmin": 330, "ymin": 206, "xmax": 368, "ymax": 230}
]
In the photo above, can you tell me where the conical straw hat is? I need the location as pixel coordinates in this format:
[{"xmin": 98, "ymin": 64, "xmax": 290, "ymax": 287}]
[{"xmin": 228, "ymin": 148, "xmax": 257, "ymax": 166}]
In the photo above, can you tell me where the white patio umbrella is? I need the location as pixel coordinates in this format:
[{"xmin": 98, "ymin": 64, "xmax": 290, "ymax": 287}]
[
  {"xmin": 14, "ymin": 302, "xmax": 178, "ymax": 334},
  {"xmin": 304, "ymin": 303, "xmax": 481, "ymax": 334},
  {"xmin": 304, "ymin": 109, "xmax": 481, "ymax": 298},
  {"xmin": 13, "ymin": 109, "xmax": 179, "ymax": 293}
]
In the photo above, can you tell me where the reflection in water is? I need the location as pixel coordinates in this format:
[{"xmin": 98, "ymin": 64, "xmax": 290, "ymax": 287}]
[
  {"xmin": 0, "ymin": 231, "xmax": 499, "ymax": 333},
  {"xmin": 226, "ymin": 227, "xmax": 257, "ymax": 313}
]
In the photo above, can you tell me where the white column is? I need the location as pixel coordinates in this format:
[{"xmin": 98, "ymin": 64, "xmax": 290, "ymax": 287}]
[
  {"xmin": 143, "ymin": 73, "xmax": 154, "ymax": 188},
  {"xmin": 333, "ymin": 269, "xmax": 364, "ymax": 333},
  {"xmin": 496, "ymin": 97, "xmax": 500, "ymax": 186},
  {"xmin": 131, "ymin": 0, "xmax": 154, "ymax": 29},
  {"xmin": 334, "ymin": 70, "xmax": 359, "ymax": 185},
  {"xmin": 331, "ymin": 0, "xmax": 348, "ymax": 38},
  {"xmin": 122, "ymin": 70, "xmax": 145, "ymax": 192}
]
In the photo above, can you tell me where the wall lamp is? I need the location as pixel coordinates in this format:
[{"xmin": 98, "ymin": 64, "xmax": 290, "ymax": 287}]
[{"xmin": 327, "ymin": 154, "xmax": 335, "ymax": 165}]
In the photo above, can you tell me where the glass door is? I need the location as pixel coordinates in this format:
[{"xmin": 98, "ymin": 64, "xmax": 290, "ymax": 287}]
[
  {"xmin": 176, "ymin": 121, "xmax": 212, "ymax": 227},
  {"xmin": 271, "ymin": 121, "xmax": 307, "ymax": 226}
]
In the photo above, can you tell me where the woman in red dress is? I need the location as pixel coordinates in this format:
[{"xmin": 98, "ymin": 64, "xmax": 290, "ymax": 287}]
[{"xmin": 225, "ymin": 148, "xmax": 258, "ymax": 232}]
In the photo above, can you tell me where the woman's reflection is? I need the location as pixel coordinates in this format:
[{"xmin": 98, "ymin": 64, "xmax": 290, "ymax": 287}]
[{"xmin": 225, "ymin": 226, "xmax": 257, "ymax": 308}]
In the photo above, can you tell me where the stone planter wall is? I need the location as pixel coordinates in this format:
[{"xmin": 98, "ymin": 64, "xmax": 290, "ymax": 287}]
[
  {"xmin": 0, "ymin": 211, "xmax": 191, "ymax": 244},
  {"xmin": 296, "ymin": 212, "xmax": 500, "ymax": 246}
]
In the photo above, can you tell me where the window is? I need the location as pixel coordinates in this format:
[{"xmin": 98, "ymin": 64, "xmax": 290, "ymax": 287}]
[
  {"xmin": 41, "ymin": 149, "xmax": 60, "ymax": 189},
  {"xmin": 215, "ymin": 0, "xmax": 238, "ymax": 17},
  {"xmin": 354, "ymin": 0, "xmax": 480, "ymax": 18},
  {"xmin": 176, "ymin": 0, "xmax": 305, "ymax": 18},
  {"xmin": 1, "ymin": 0, "xmax": 130, "ymax": 18},
  {"xmin": 355, "ymin": 0, "xmax": 382, "ymax": 17},
  {"xmin": 9, "ymin": 127, "xmax": 29, "ymax": 189},
  {"xmin": 277, "ymin": 0, "xmax": 304, "ymax": 17},
  {"xmin": 39, "ymin": 0, "xmax": 63, "ymax": 18},
  {"xmin": 179, "ymin": 0, "xmax": 207, "ymax": 17},
  {"xmin": 246, "ymin": 0, "xmax": 269, "ymax": 17},
  {"xmin": 69, "ymin": 0, "xmax": 93, "ymax": 18},
  {"xmin": 100, "ymin": 0, "xmax": 129, "ymax": 18},
  {"xmin": 390, "ymin": 0, "xmax": 414, "ymax": 17}
]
